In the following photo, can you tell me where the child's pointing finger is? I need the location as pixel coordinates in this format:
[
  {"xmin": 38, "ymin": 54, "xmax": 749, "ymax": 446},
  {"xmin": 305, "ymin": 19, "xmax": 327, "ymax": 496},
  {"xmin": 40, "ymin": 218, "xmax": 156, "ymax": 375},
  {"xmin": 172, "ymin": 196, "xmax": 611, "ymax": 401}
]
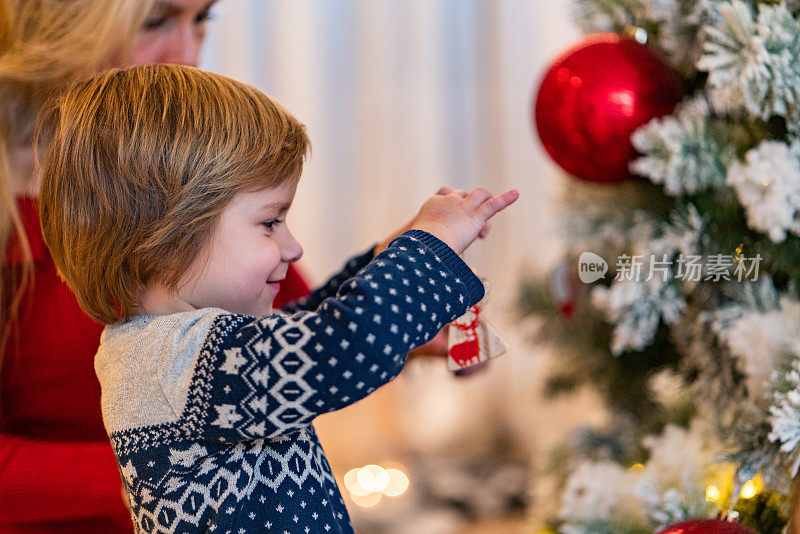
[
  {"xmin": 465, "ymin": 187, "xmax": 492, "ymax": 208},
  {"xmin": 476, "ymin": 189, "xmax": 519, "ymax": 221}
]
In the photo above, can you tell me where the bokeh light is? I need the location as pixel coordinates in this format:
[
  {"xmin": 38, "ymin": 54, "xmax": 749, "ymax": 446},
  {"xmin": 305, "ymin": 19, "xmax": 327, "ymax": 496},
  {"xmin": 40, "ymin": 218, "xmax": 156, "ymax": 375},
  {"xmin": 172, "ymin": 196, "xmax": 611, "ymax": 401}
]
[
  {"xmin": 740, "ymin": 475, "xmax": 763, "ymax": 500},
  {"xmin": 349, "ymin": 491, "xmax": 382, "ymax": 508},
  {"xmin": 343, "ymin": 463, "xmax": 411, "ymax": 507},
  {"xmin": 382, "ymin": 469, "xmax": 409, "ymax": 497},
  {"xmin": 705, "ymin": 485, "xmax": 721, "ymax": 502}
]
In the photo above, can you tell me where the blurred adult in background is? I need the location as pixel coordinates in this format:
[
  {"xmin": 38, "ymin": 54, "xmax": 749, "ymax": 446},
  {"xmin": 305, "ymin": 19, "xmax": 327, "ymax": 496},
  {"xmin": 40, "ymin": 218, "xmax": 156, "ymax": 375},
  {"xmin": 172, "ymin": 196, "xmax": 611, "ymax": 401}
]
[{"xmin": 0, "ymin": 1, "xmax": 309, "ymax": 531}]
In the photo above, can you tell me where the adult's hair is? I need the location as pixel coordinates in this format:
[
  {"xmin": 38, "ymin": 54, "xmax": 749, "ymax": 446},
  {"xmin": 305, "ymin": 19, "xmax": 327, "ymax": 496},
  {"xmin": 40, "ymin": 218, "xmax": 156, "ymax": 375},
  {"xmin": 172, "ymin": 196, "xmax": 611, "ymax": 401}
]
[
  {"xmin": 39, "ymin": 64, "xmax": 309, "ymax": 324},
  {"xmin": 0, "ymin": 0, "xmax": 156, "ymax": 347}
]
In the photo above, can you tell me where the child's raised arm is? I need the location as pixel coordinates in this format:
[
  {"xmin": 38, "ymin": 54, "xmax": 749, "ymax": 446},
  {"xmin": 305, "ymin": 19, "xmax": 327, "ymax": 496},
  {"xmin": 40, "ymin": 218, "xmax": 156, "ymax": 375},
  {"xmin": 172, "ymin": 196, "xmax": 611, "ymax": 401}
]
[
  {"xmin": 283, "ymin": 186, "xmax": 518, "ymax": 313},
  {"xmin": 106, "ymin": 230, "xmax": 484, "ymax": 449},
  {"xmin": 103, "ymin": 187, "xmax": 517, "ymax": 450}
]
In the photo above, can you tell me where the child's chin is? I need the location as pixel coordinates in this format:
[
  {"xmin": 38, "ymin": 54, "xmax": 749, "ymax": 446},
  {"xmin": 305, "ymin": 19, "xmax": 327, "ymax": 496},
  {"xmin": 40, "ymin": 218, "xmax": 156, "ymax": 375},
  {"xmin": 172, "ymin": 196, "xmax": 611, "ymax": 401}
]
[{"xmin": 237, "ymin": 303, "xmax": 274, "ymax": 317}]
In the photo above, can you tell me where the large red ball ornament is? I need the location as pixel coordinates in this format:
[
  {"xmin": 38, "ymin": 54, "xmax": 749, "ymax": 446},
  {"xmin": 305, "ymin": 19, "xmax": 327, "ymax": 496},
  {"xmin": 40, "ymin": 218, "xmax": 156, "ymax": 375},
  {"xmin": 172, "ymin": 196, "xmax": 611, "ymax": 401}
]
[
  {"xmin": 656, "ymin": 519, "xmax": 758, "ymax": 534},
  {"xmin": 534, "ymin": 33, "xmax": 683, "ymax": 183}
]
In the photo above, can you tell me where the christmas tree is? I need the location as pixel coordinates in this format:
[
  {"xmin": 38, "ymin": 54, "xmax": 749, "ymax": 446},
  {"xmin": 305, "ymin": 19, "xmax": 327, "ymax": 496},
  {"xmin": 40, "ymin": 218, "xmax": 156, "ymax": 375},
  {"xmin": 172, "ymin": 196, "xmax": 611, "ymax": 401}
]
[{"xmin": 524, "ymin": 1, "xmax": 800, "ymax": 532}]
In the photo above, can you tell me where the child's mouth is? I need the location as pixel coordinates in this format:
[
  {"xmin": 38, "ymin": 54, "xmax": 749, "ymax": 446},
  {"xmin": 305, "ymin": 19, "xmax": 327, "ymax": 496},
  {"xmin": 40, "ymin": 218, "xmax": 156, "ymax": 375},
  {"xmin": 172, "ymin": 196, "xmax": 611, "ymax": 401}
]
[{"xmin": 266, "ymin": 280, "xmax": 282, "ymax": 290}]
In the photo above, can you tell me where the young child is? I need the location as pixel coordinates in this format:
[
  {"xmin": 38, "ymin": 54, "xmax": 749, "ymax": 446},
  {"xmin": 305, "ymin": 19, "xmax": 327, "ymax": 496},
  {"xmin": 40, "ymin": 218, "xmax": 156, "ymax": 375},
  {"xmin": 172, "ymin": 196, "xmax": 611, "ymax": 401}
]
[{"xmin": 39, "ymin": 64, "xmax": 517, "ymax": 533}]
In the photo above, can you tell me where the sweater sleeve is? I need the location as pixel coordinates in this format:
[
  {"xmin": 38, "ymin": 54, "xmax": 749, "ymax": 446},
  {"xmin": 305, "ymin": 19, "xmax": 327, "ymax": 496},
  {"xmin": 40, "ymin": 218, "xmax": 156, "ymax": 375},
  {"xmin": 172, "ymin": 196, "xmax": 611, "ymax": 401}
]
[
  {"xmin": 280, "ymin": 246, "xmax": 375, "ymax": 313},
  {"xmin": 0, "ymin": 432, "xmax": 130, "ymax": 526},
  {"xmin": 182, "ymin": 230, "xmax": 483, "ymax": 442}
]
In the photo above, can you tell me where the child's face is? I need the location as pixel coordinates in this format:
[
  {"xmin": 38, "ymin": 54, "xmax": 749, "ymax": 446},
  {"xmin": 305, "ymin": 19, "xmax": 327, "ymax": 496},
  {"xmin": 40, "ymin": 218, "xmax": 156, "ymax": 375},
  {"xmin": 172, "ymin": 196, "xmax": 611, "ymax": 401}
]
[{"xmin": 177, "ymin": 181, "xmax": 303, "ymax": 316}]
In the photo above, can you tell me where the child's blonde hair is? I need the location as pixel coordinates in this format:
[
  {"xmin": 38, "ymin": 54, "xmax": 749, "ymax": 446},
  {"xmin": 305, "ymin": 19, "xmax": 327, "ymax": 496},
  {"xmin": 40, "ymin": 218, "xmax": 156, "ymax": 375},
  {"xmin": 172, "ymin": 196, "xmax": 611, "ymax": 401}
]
[{"xmin": 39, "ymin": 64, "xmax": 309, "ymax": 324}]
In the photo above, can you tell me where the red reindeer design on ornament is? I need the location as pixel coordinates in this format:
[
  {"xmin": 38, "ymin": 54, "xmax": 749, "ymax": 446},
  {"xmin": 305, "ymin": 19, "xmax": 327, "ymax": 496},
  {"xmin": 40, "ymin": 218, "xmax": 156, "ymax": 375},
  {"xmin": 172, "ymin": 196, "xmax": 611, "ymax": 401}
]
[{"xmin": 448, "ymin": 305, "xmax": 481, "ymax": 369}]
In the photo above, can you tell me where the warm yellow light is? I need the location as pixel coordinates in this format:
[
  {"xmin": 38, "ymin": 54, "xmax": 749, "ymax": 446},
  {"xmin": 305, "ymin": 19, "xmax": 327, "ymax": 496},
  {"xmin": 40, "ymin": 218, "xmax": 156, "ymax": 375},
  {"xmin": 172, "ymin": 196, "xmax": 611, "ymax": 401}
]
[
  {"xmin": 706, "ymin": 485, "xmax": 721, "ymax": 502},
  {"xmin": 740, "ymin": 476, "xmax": 763, "ymax": 499},
  {"xmin": 344, "ymin": 469, "xmax": 371, "ymax": 497},
  {"xmin": 357, "ymin": 464, "xmax": 387, "ymax": 493},
  {"xmin": 374, "ymin": 469, "xmax": 391, "ymax": 492},
  {"xmin": 348, "ymin": 480, "xmax": 372, "ymax": 497},
  {"xmin": 382, "ymin": 468, "xmax": 410, "ymax": 497},
  {"xmin": 344, "ymin": 463, "xmax": 410, "ymax": 502},
  {"xmin": 344, "ymin": 469, "xmax": 359, "ymax": 488},
  {"xmin": 350, "ymin": 491, "xmax": 382, "ymax": 508},
  {"xmin": 740, "ymin": 482, "xmax": 757, "ymax": 499},
  {"xmin": 629, "ymin": 463, "xmax": 645, "ymax": 471}
]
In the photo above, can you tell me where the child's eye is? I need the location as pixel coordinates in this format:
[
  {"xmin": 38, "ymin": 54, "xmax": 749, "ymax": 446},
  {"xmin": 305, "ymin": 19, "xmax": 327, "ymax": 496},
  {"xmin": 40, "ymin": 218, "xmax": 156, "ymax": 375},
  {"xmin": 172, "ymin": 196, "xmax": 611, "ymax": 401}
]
[{"xmin": 261, "ymin": 220, "xmax": 282, "ymax": 232}]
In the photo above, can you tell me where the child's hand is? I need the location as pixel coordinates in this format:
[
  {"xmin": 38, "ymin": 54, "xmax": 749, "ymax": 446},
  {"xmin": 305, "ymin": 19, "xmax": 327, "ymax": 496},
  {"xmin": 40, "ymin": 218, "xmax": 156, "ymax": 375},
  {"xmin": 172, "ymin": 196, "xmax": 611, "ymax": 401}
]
[
  {"xmin": 407, "ymin": 327, "xmax": 449, "ymax": 359},
  {"xmin": 410, "ymin": 187, "xmax": 518, "ymax": 254}
]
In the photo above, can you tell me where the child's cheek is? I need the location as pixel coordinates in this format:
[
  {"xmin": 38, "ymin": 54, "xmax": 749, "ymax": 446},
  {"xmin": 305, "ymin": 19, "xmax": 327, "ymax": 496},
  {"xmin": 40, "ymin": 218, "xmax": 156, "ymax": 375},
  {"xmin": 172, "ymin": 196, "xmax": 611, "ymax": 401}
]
[{"xmin": 261, "ymin": 241, "xmax": 283, "ymax": 272}]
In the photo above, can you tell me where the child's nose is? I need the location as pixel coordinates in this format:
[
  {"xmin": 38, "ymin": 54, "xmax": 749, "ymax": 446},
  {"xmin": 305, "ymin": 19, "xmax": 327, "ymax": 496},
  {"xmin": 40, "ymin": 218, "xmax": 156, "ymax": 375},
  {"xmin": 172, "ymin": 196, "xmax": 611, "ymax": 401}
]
[{"xmin": 280, "ymin": 230, "xmax": 303, "ymax": 264}]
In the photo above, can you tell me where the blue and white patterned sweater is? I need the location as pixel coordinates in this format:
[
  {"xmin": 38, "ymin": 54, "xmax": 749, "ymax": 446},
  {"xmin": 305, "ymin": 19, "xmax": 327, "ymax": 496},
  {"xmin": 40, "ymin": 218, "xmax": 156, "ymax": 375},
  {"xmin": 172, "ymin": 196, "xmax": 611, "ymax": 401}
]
[{"xmin": 94, "ymin": 230, "xmax": 484, "ymax": 534}]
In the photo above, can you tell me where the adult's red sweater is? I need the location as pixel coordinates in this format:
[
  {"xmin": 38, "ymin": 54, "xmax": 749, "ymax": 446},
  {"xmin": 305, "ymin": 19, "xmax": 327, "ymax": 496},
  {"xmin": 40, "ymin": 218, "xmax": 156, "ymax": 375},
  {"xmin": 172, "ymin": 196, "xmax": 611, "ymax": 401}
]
[{"xmin": 0, "ymin": 198, "xmax": 310, "ymax": 532}]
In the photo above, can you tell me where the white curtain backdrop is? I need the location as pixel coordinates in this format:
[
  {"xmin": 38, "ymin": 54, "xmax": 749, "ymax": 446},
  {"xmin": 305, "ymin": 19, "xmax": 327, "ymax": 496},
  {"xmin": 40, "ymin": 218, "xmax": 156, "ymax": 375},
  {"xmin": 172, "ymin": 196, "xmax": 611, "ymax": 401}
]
[{"xmin": 201, "ymin": 0, "xmax": 604, "ymax": 526}]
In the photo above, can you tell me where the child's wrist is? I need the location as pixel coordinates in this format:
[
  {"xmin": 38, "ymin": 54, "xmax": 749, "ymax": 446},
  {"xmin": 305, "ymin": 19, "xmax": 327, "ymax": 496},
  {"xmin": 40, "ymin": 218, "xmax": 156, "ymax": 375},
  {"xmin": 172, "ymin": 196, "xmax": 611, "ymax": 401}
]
[{"xmin": 408, "ymin": 224, "xmax": 460, "ymax": 254}]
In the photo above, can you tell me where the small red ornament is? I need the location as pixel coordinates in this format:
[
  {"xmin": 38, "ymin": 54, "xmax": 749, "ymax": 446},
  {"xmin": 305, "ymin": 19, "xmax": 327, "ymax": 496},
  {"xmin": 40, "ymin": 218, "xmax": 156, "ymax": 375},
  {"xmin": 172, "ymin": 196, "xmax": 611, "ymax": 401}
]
[
  {"xmin": 656, "ymin": 519, "xmax": 758, "ymax": 534},
  {"xmin": 534, "ymin": 33, "xmax": 683, "ymax": 183},
  {"xmin": 550, "ymin": 262, "xmax": 581, "ymax": 319}
]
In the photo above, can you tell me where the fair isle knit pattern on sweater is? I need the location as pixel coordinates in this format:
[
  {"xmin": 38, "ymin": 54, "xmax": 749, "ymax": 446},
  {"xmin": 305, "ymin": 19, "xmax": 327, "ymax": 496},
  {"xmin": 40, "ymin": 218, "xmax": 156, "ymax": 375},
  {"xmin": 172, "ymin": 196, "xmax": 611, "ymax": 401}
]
[{"xmin": 95, "ymin": 230, "xmax": 484, "ymax": 534}]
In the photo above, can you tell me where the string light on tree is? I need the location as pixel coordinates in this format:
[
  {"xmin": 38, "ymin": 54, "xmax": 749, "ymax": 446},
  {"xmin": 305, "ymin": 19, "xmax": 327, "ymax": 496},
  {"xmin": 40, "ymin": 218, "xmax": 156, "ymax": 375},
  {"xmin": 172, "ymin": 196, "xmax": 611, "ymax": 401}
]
[
  {"xmin": 739, "ymin": 475, "xmax": 763, "ymax": 500},
  {"xmin": 706, "ymin": 485, "xmax": 722, "ymax": 503}
]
